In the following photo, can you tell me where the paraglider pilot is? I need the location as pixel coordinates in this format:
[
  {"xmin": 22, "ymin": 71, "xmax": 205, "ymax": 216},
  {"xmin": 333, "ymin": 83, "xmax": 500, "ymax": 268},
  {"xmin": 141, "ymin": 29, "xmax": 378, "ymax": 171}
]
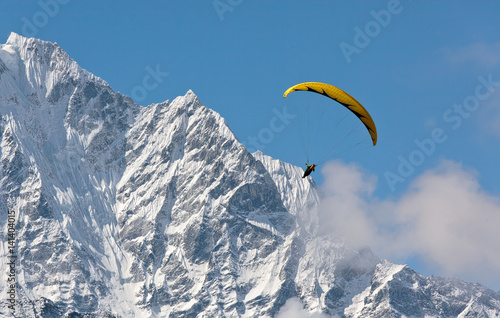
[{"xmin": 302, "ymin": 163, "xmax": 316, "ymax": 178}]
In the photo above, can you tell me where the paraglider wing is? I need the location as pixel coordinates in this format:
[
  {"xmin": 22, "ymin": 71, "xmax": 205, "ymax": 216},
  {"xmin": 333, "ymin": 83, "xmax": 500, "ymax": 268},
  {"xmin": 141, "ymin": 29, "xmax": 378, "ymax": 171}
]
[{"xmin": 283, "ymin": 82, "xmax": 377, "ymax": 145}]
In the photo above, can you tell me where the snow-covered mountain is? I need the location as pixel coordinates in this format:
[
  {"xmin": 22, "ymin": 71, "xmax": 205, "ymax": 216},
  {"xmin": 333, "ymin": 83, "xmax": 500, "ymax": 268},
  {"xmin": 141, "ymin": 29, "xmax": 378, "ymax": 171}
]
[{"xmin": 1, "ymin": 33, "xmax": 499, "ymax": 317}]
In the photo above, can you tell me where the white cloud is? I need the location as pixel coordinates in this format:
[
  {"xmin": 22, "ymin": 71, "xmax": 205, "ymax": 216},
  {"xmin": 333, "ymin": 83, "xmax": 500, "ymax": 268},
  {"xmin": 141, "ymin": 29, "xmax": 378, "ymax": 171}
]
[
  {"xmin": 276, "ymin": 298, "xmax": 332, "ymax": 318},
  {"xmin": 318, "ymin": 160, "xmax": 500, "ymax": 289},
  {"xmin": 318, "ymin": 161, "xmax": 379, "ymax": 249},
  {"xmin": 446, "ymin": 42, "xmax": 500, "ymax": 68}
]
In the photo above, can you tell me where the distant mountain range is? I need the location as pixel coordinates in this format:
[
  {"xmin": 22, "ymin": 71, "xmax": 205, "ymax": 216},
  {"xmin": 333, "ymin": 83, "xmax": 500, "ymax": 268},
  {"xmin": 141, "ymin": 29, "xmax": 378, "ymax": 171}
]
[{"xmin": 1, "ymin": 32, "xmax": 499, "ymax": 317}]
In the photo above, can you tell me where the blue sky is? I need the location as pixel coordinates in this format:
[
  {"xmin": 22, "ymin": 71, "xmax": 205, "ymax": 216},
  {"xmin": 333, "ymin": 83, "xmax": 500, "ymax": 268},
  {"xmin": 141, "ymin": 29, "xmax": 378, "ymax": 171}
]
[{"xmin": 2, "ymin": 1, "xmax": 500, "ymax": 290}]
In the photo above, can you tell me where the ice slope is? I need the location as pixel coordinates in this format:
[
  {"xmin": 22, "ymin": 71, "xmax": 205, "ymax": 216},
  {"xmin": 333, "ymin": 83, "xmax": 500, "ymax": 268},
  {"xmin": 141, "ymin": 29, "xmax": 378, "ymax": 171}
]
[
  {"xmin": 0, "ymin": 32, "xmax": 142, "ymax": 317},
  {"xmin": 1, "ymin": 33, "xmax": 500, "ymax": 317}
]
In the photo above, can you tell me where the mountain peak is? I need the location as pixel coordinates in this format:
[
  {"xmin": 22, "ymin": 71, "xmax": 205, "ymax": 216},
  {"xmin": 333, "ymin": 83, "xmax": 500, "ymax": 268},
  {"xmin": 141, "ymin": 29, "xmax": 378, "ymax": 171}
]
[
  {"xmin": 181, "ymin": 88, "xmax": 202, "ymax": 108},
  {"xmin": 6, "ymin": 31, "xmax": 26, "ymax": 46},
  {"xmin": 4, "ymin": 31, "xmax": 61, "ymax": 58},
  {"xmin": 0, "ymin": 32, "xmax": 110, "ymax": 115},
  {"xmin": 5, "ymin": 31, "xmax": 61, "ymax": 49}
]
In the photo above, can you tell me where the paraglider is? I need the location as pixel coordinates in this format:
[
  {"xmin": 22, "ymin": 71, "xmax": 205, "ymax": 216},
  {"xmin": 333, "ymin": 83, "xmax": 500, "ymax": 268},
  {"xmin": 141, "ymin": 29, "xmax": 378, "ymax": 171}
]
[
  {"xmin": 302, "ymin": 163, "xmax": 316, "ymax": 178},
  {"xmin": 283, "ymin": 82, "xmax": 377, "ymax": 179},
  {"xmin": 283, "ymin": 82, "xmax": 377, "ymax": 145}
]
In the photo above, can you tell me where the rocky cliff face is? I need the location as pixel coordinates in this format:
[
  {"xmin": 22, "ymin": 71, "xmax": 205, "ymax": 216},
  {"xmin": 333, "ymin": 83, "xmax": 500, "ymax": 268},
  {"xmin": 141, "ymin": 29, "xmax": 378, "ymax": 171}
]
[{"xmin": 1, "ymin": 33, "xmax": 499, "ymax": 318}]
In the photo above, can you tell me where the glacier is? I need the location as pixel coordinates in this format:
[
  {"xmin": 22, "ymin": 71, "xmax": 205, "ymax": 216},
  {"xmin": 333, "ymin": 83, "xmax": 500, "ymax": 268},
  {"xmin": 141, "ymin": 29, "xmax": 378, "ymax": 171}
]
[{"xmin": 0, "ymin": 32, "xmax": 500, "ymax": 317}]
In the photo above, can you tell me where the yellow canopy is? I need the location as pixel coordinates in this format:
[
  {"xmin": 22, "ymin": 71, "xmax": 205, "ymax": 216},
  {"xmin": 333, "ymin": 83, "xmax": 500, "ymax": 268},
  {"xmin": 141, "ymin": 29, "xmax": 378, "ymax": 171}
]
[{"xmin": 283, "ymin": 82, "xmax": 377, "ymax": 146}]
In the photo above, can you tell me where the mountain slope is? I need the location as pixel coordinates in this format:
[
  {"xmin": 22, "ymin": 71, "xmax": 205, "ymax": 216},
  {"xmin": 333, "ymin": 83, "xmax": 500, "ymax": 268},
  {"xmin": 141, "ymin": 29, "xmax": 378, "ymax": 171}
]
[{"xmin": 1, "ymin": 33, "xmax": 499, "ymax": 318}]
